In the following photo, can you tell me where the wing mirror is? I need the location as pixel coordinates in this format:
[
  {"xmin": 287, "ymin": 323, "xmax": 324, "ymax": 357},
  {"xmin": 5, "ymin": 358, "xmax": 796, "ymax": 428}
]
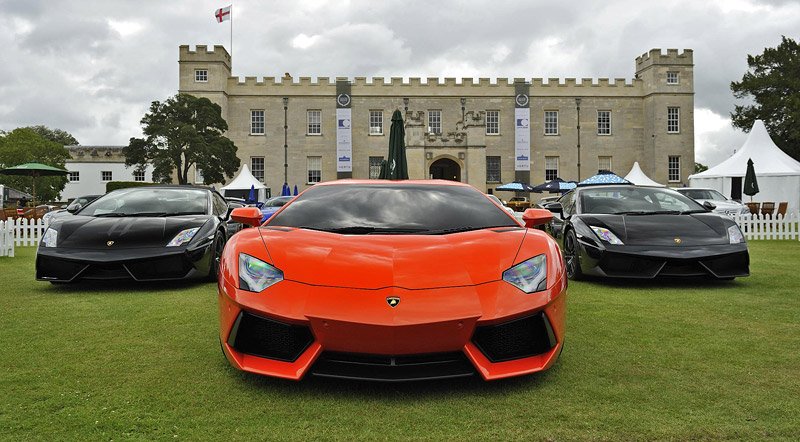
[
  {"xmin": 546, "ymin": 202, "xmax": 563, "ymax": 214},
  {"xmin": 702, "ymin": 201, "xmax": 716, "ymax": 211},
  {"xmin": 66, "ymin": 204, "xmax": 81, "ymax": 214},
  {"xmin": 230, "ymin": 207, "xmax": 263, "ymax": 227},
  {"xmin": 521, "ymin": 208, "xmax": 553, "ymax": 228}
]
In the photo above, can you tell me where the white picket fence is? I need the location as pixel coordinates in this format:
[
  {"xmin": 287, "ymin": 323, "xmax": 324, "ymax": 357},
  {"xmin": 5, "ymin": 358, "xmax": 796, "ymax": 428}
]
[
  {"xmin": 0, "ymin": 220, "xmax": 14, "ymax": 257},
  {"xmin": 0, "ymin": 218, "xmax": 49, "ymax": 257},
  {"xmin": 732, "ymin": 211, "xmax": 799, "ymax": 241}
]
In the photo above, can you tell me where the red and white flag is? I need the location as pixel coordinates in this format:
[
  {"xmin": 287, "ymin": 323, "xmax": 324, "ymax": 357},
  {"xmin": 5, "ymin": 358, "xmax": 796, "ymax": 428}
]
[{"xmin": 214, "ymin": 5, "xmax": 231, "ymax": 23}]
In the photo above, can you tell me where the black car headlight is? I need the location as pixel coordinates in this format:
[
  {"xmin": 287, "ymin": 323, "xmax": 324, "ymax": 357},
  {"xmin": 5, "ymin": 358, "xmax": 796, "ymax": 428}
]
[
  {"xmin": 502, "ymin": 254, "xmax": 547, "ymax": 293},
  {"xmin": 41, "ymin": 228, "xmax": 58, "ymax": 248},
  {"xmin": 166, "ymin": 227, "xmax": 200, "ymax": 247},
  {"xmin": 239, "ymin": 253, "xmax": 284, "ymax": 292},
  {"xmin": 728, "ymin": 225, "xmax": 745, "ymax": 244}
]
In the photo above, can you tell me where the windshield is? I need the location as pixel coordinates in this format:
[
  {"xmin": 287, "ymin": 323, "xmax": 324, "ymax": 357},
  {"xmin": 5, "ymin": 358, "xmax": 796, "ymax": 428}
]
[
  {"xmin": 579, "ymin": 186, "xmax": 706, "ymax": 214},
  {"xmin": 79, "ymin": 188, "xmax": 209, "ymax": 217},
  {"xmin": 679, "ymin": 189, "xmax": 727, "ymax": 202},
  {"xmin": 265, "ymin": 197, "xmax": 292, "ymax": 208},
  {"xmin": 66, "ymin": 195, "xmax": 99, "ymax": 211},
  {"xmin": 268, "ymin": 184, "xmax": 518, "ymax": 234}
]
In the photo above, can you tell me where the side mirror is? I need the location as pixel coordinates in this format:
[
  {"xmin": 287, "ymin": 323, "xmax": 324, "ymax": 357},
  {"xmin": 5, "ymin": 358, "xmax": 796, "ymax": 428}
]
[
  {"xmin": 522, "ymin": 208, "xmax": 553, "ymax": 228},
  {"xmin": 702, "ymin": 201, "xmax": 716, "ymax": 211},
  {"xmin": 66, "ymin": 204, "xmax": 81, "ymax": 214},
  {"xmin": 546, "ymin": 202, "xmax": 563, "ymax": 214},
  {"xmin": 231, "ymin": 207, "xmax": 263, "ymax": 227}
]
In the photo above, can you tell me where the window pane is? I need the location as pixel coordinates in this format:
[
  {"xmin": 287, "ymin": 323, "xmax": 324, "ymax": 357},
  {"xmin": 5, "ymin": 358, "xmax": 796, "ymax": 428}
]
[
  {"xmin": 369, "ymin": 156, "xmax": 384, "ymax": 179},
  {"xmin": 598, "ymin": 156, "xmax": 612, "ymax": 173},
  {"xmin": 597, "ymin": 110, "xmax": 611, "ymax": 135},
  {"xmin": 68, "ymin": 171, "xmax": 80, "ymax": 182},
  {"xmin": 486, "ymin": 111, "xmax": 499, "ymax": 135},
  {"xmin": 428, "ymin": 110, "xmax": 441, "ymax": 134},
  {"xmin": 667, "ymin": 71, "xmax": 679, "ymax": 84},
  {"xmin": 101, "ymin": 171, "xmax": 112, "ymax": 181},
  {"xmin": 369, "ymin": 110, "xmax": 383, "ymax": 135},
  {"xmin": 545, "ymin": 111, "xmax": 558, "ymax": 135},
  {"xmin": 251, "ymin": 157, "xmax": 265, "ymax": 182},
  {"xmin": 545, "ymin": 156, "xmax": 559, "ymax": 180},
  {"xmin": 308, "ymin": 156, "xmax": 322, "ymax": 183},
  {"xmin": 133, "ymin": 170, "xmax": 145, "ymax": 182},
  {"xmin": 667, "ymin": 107, "xmax": 680, "ymax": 133},
  {"xmin": 195, "ymin": 70, "xmax": 208, "ymax": 82},
  {"xmin": 251, "ymin": 110, "xmax": 265, "ymax": 135},
  {"xmin": 668, "ymin": 156, "xmax": 681, "ymax": 182},
  {"xmin": 486, "ymin": 156, "xmax": 501, "ymax": 182},
  {"xmin": 307, "ymin": 110, "xmax": 322, "ymax": 134}
]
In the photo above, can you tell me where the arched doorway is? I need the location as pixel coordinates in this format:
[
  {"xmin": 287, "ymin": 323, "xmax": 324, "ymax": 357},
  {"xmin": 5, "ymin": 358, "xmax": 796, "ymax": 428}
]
[{"xmin": 429, "ymin": 158, "xmax": 461, "ymax": 182}]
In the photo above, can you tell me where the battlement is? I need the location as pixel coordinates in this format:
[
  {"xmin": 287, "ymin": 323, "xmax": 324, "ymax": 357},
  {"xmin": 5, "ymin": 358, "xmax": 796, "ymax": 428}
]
[
  {"xmin": 226, "ymin": 75, "xmax": 639, "ymax": 88},
  {"xmin": 179, "ymin": 45, "xmax": 231, "ymax": 70},
  {"xmin": 635, "ymin": 48, "xmax": 693, "ymax": 72}
]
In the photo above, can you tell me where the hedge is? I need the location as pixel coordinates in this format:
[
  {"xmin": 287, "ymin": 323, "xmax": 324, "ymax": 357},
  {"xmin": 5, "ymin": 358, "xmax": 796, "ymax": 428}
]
[{"xmin": 105, "ymin": 181, "xmax": 156, "ymax": 192}]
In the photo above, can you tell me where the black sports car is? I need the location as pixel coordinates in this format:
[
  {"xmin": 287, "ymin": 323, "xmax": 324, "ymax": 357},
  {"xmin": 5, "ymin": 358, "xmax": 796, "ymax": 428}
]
[
  {"xmin": 547, "ymin": 185, "xmax": 749, "ymax": 280},
  {"xmin": 36, "ymin": 186, "xmax": 237, "ymax": 283}
]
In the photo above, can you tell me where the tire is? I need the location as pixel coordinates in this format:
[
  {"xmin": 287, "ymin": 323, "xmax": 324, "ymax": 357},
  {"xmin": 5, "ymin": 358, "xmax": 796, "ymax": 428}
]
[
  {"xmin": 207, "ymin": 231, "xmax": 225, "ymax": 282},
  {"xmin": 563, "ymin": 229, "xmax": 584, "ymax": 280}
]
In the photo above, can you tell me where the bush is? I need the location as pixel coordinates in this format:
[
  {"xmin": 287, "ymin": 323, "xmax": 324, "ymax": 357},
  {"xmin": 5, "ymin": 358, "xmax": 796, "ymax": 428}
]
[{"xmin": 106, "ymin": 181, "xmax": 155, "ymax": 192}]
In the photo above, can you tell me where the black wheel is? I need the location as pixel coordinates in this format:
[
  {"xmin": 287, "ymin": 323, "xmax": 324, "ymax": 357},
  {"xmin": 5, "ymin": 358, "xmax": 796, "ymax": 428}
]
[
  {"xmin": 563, "ymin": 229, "xmax": 584, "ymax": 280},
  {"xmin": 207, "ymin": 231, "xmax": 225, "ymax": 281}
]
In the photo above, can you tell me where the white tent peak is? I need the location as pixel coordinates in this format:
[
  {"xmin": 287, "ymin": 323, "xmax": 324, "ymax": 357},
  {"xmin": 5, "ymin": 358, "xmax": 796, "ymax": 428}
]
[
  {"xmin": 690, "ymin": 120, "xmax": 800, "ymax": 178},
  {"xmin": 221, "ymin": 164, "xmax": 266, "ymax": 190},
  {"xmin": 624, "ymin": 162, "xmax": 665, "ymax": 187}
]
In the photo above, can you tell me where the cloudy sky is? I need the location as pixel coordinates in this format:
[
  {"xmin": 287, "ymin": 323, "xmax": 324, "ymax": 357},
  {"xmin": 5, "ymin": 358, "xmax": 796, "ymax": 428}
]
[{"xmin": 1, "ymin": 0, "xmax": 798, "ymax": 167}]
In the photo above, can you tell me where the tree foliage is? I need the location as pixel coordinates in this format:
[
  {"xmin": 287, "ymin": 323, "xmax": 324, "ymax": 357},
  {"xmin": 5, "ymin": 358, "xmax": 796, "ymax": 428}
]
[
  {"xmin": 694, "ymin": 162, "xmax": 708, "ymax": 174},
  {"xmin": 731, "ymin": 35, "xmax": 800, "ymax": 161},
  {"xmin": 24, "ymin": 125, "xmax": 79, "ymax": 146},
  {"xmin": 0, "ymin": 128, "xmax": 70, "ymax": 202},
  {"xmin": 124, "ymin": 94, "xmax": 240, "ymax": 184}
]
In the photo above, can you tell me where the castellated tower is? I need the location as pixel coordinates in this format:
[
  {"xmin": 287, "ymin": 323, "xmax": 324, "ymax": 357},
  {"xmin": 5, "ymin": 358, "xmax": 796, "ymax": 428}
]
[
  {"xmin": 636, "ymin": 49, "xmax": 694, "ymax": 184},
  {"xmin": 177, "ymin": 45, "xmax": 695, "ymax": 195}
]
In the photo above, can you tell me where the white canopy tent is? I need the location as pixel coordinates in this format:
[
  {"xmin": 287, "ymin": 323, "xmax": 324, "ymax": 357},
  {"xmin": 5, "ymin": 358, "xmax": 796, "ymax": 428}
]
[
  {"xmin": 624, "ymin": 162, "xmax": 665, "ymax": 187},
  {"xmin": 689, "ymin": 120, "xmax": 800, "ymax": 212},
  {"xmin": 220, "ymin": 164, "xmax": 268, "ymax": 202}
]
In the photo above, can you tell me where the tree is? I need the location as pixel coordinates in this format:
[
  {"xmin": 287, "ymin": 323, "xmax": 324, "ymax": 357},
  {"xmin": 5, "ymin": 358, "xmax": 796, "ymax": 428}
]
[
  {"xmin": 694, "ymin": 162, "xmax": 708, "ymax": 174},
  {"xmin": 731, "ymin": 35, "xmax": 800, "ymax": 162},
  {"xmin": 124, "ymin": 94, "xmax": 240, "ymax": 184},
  {"xmin": 25, "ymin": 125, "xmax": 79, "ymax": 146},
  {"xmin": 0, "ymin": 128, "xmax": 70, "ymax": 202}
]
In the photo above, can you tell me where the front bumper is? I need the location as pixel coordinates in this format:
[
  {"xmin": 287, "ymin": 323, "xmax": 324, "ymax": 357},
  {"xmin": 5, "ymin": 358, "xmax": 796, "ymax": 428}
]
[
  {"xmin": 218, "ymin": 276, "xmax": 567, "ymax": 382},
  {"xmin": 36, "ymin": 242, "xmax": 214, "ymax": 282}
]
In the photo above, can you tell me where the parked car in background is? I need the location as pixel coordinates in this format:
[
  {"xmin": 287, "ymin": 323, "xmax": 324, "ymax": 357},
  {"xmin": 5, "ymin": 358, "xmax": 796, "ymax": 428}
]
[
  {"xmin": 42, "ymin": 194, "xmax": 102, "ymax": 224},
  {"xmin": 674, "ymin": 188, "xmax": 749, "ymax": 217},
  {"xmin": 259, "ymin": 196, "xmax": 293, "ymax": 222},
  {"xmin": 536, "ymin": 196, "xmax": 561, "ymax": 209},
  {"xmin": 507, "ymin": 196, "xmax": 531, "ymax": 212},
  {"xmin": 486, "ymin": 194, "xmax": 515, "ymax": 216},
  {"xmin": 36, "ymin": 186, "xmax": 234, "ymax": 283},
  {"xmin": 547, "ymin": 184, "xmax": 749, "ymax": 280}
]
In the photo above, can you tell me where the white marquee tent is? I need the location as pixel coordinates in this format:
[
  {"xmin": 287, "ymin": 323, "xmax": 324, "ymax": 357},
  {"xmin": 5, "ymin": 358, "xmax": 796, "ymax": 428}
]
[
  {"xmin": 689, "ymin": 120, "xmax": 800, "ymax": 212},
  {"xmin": 624, "ymin": 162, "xmax": 665, "ymax": 187},
  {"xmin": 220, "ymin": 164, "xmax": 267, "ymax": 202}
]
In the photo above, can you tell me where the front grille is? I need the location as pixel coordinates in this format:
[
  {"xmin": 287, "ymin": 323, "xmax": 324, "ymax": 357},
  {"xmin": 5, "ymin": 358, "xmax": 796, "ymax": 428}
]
[
  {"xmin": 228, "ymin": 312, "xmax": 314, "ymax": 362},
  {"xmin": 125, "ymin": 255, "xmax": 193, "ymax": 280},
  {"xmin": 472, "ymin": 312, "xmax": 556, "ymax": 363},
  {"xmin": 36, "ymin": 255, "xmax": 88, "ymax": 281},
  {"xmin": 81, "ymin": 263, "xmax": 131, "ymax": 279},
  {"xmin": 310, "ymin": 351, "xmax": 475, "ymax": 382},
  {"xmin": 659, "ymin": 260, "xmax": 707, "ymax": 277},
  {"xmin": 700, "ymin": 251, "xmax": 750, "ymax": 278},
  {"xmin": 599, "ymin": 254, "xmax": 665, "ymax": 278}
]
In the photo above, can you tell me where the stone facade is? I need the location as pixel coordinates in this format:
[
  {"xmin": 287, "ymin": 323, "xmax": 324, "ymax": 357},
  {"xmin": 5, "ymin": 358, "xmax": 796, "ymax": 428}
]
[
  {"xmin": 62, "ymin": 145, "xmax": 154, "ymax": 200},
  {"xmin": 178, "ymin": 45, "xmax": 694, "ymax": 195}
]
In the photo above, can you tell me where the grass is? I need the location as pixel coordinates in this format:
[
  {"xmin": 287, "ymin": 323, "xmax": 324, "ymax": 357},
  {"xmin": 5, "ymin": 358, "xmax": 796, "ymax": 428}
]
[{"xmin": 1, "ymin": 242, "xmax": 799, "ymax": 441}]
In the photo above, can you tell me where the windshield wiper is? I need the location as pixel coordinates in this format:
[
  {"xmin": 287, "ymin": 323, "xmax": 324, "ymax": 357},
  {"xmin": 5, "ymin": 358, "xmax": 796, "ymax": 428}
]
[
  {"xmin": 680, "ymin": 209, "xmax": 708, "ymax": 214},
  {"xmin": 613, "ymin": 210, "xmax": 681, "ymax": 215},
  {"xmin": 93, "ymin": 213, "xmax": 126, "ymax": 217},
  {"xmin": 127, "ymin": 212, "xmax": 169, "ymax": 217},
  {"xmin": 299, "ymin": 226, "xmax": 428, "ymax": 235},
  {"xmin": 427, "ymin": 225, "xmax": 513, "ymax": 235},
  {"xmin": 162, "ymin": 211, "xmax": 206, "ymax": 216}
]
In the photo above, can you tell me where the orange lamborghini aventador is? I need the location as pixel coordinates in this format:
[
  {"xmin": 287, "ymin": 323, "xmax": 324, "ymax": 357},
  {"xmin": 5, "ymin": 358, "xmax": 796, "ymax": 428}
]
[{"xmin": 218, "ymin": 180, "xmax": 567, "ymax": 381}]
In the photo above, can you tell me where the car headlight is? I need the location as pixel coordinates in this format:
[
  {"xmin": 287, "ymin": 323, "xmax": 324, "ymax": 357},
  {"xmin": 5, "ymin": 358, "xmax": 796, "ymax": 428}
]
[
  {"xmin": 41, "ymin": 228, "xmax": 58, "ymax": 247},
  {"xmin": 502, "ymin": 254, "xmax": 547, "ymax": 293},
  {"xmin": 166, "ymin": 227, "xmax": 200, "ymax": 247},
  {"xmin": 590, "ymin": 226, "xmax": 624, "ymax": 245},
  {"xmin": 239, "ymin": 253, "xmax": 284, "ymax": 292},
  {"xmin": 728, "ymin": 225, "xmax": 745, "ymax": 244}
]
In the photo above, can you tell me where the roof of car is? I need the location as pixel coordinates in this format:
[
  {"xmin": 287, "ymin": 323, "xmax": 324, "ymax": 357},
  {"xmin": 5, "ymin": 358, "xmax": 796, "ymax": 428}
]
[{"xmin": 316, "ymin": 179, "xmax": 470, "ymax": 188}]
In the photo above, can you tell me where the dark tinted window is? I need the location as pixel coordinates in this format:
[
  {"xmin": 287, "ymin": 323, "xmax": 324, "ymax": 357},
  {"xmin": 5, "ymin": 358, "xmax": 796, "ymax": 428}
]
[
  {"xmin": 578, "ymin": 186, "xmax": 705, "ymax": 214},
  {"xmin": 265, "ymin": 196, "xmax": 292, "ymax": 207},
  {"xmin": 80, "ymin": 188, "xmax": 209, "ymax": 217},
  {"xmin": 212, "ymin": 192, "xmax": 228, "ymax": 216},
  {"xmin": 268, "ymin": 184, "xmax": 517, "ymax": 234}
]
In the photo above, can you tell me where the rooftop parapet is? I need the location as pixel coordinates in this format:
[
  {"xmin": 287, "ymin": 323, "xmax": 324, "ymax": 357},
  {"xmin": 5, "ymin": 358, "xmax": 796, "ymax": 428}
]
[
  {"xmin": 635, "ymin": 48, "xmax": 693, "ymax": 72},
  {"xmin": 179, "ymin": 45, "xmax": 231, "ymax": 70}
]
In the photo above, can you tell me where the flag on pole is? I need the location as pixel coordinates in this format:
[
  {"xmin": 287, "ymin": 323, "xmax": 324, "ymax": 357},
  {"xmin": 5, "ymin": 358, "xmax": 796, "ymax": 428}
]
[{"xmin": 214, "ymin": 6, "xmax": 231, "ymax": 23}]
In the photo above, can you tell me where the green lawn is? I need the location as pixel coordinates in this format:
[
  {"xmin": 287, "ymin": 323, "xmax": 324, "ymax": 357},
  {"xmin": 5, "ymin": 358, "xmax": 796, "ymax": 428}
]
[{"xmin": 1, "ymin": 242, "xmax": 799, "ymax": 441}]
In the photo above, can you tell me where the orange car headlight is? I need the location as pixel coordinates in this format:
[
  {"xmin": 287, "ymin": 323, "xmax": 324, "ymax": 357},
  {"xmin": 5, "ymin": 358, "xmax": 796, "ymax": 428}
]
[
  {"xmin": 238, "ymin": 253, "xmax": 283, "ymax": 292},
  {"xmin": 502, "ymin": 254, "xmax": 547, "ymax": 293}
]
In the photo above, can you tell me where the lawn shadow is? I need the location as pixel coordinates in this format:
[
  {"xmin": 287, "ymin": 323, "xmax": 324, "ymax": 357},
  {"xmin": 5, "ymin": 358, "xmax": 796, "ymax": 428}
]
[
  {"xmin": 578, "ymin": 275, "xmax": 749, "ymax": 291},
  {"xmin": 40, "ymin": 279, "xmax": 214, "ymax": 294}
]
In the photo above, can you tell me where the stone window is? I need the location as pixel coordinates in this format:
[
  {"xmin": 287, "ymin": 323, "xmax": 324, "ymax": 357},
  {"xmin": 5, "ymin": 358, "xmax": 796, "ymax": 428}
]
[
  {"xmin": 251, "ymin": 157, "xmax": 265, "ymax": 182},
  {"xmin": 597, "ymin": 110, "xmax": 611, "ymax": 135},
  {"xmin": 68, "ymin": 171, "xmax": 79, "ymax": 182},
  {"xmin": 133, "ymin": 170, "xmax": 145, "ymax": 182},
  {"xmin": 251, "ymin": 110, "xmax": 265, "ymax": 135},
  {"xmin": 486, "ymin": 111, "xmax": 500, "ymax": 135},
  {"xmin": 667, "ymin": 107, "xmax": 680, "ymax": 133},
  {"xmin": 369, "ymin": 156, "xmax": 384, "ymax": 179},
  {"xmin": 544, "ymin": 111, "xmax": 559, "ymax": 135},
  {"xmin": 307, "ymin": 156, "xmax": 322, "ymax": 183},
  {"xmin": 369, "ymin": 110, "xmax": 383, "ymax": 135},
  {"xmin": 307, "ymin": 110, "xmax": 322, "ymax": 135},
  {"xmin": 194, "ymin": 69, "xmax": 208, "ymax": 82},
  {"xmin": 428, "ymin": 110, "xmax": 442, "ymax": 134},
  {"xmin": 598, "ymin": 156, "xmax": 612, "ymax": 173},
  {"xmin": 101, "ymin": 171, "xmax": 112, "ymax": 181},
  {"xmin": 545, "ymin": 156, "xmax": 559, "ymax": 180},
  {"xmin": 667, "ymin": 71, "xmax": 679, "ymax": 84},
  {"xmin": 668, "ymin": 156, "xmax": 681, "ymax": 182},
  {"xmin": 486, "ymin": 156, "xmax": 501, "ymax": 183}
]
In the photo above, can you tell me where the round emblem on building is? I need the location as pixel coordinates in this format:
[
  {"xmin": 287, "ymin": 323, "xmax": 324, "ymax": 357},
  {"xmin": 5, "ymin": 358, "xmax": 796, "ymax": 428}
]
[
  {"xmin": 515, "ymin": 93, "xmax": 529, "ymax": 107},
  {"xmin": 337, "ymin": 93, "xmax": 351, "ymax": 107}
]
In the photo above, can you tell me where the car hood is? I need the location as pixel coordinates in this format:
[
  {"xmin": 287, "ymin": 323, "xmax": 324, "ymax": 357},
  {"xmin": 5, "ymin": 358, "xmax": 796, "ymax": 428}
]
[
  {"xmin": 54, "ymin": 215, "xmax": 211, "ymax": 249},
  {"xmin": 258, "ymin": 226, "xmax": 527, "ymax": 289},
  {"xmin": 578, "ymin": 213, "xmax": 731, "ymax": 246}
]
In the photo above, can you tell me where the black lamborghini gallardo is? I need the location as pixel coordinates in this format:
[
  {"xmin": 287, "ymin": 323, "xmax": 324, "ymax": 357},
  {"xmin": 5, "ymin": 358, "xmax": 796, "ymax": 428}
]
[
  {"xmin": 547, "ymin": 185, "xmax": 749, "ymax": 280},
  {"xmin": 36, "ymin": 186, "xmax": 238, "ymax": 283}
]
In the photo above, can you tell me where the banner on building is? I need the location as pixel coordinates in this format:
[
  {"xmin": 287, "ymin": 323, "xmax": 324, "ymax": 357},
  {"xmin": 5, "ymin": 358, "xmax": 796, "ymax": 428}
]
[
  {"xmin": 514, "ymin": 108, "xmax": 531, "ymax": 171},
  {"xmin": 336, "ymin": 108, "xmax": 352, "ymax": 172}
]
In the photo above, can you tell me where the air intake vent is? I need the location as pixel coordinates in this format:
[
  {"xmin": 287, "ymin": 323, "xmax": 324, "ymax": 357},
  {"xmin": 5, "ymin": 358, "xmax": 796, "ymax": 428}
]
[
  {"xmin": 228, "ymin": 312, "xmax": 314, "ymax": 362},
  {"xmin": 472, "ymin": 312, "xmax": 556, "ymax": 362}
]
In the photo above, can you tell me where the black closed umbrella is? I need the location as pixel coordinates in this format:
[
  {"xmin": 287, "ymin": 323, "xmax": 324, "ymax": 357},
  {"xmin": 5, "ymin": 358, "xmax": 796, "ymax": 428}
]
[
  {"xmin": 743, "ymin": 158, "xmax": 759, "ymax": 202},
  {"xmin": 379, "ymin": 110, "xmax": 409, "ymax": 180}
]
